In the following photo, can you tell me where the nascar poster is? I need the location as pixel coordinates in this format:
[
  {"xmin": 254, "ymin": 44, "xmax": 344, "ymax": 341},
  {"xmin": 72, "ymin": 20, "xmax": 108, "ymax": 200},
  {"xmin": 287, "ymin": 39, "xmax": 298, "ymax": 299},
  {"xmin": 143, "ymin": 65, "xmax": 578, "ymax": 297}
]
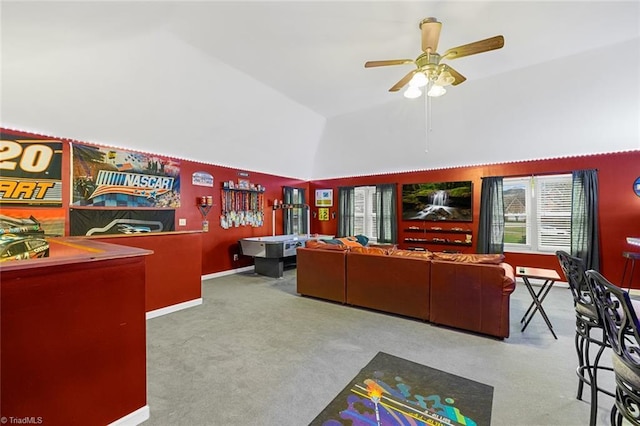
[
  {"xmin": 72, "ymin": 143, "xmax": 180, "ymax": 208},
  {"xmin": 0, "ymin": 135, "xmax": 63, "ymax": 206},
  {"xmin": 69, "ymin": 208, "xmax": 175, "ymax": 236}
]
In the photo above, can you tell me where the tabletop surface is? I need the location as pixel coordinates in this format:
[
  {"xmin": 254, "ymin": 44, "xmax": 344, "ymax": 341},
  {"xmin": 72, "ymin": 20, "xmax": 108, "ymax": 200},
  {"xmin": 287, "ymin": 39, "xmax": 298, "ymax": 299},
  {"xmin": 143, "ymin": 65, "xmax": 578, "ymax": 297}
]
[{"xmin": 516, "ymin": 266, "xmax": 561, "ymax": 280}]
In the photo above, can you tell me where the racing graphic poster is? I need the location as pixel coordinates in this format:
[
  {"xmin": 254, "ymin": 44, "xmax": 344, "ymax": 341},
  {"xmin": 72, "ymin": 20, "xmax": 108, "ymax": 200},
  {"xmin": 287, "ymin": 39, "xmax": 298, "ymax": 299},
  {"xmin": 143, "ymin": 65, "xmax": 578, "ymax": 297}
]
[
  {"xmin": 69, "ymin": 209, "xmax": 175, "ymax": 236},
  {"xmin": 1, "ymin": 208, "xmax": 65, "ymax": 237},
  {"xmin": 72, "ymin": 143, "xmax": 180, "ymax": 208},
  {"xmin": 0, "ymin": 135, "xmax": 63, "ymax": 206}
]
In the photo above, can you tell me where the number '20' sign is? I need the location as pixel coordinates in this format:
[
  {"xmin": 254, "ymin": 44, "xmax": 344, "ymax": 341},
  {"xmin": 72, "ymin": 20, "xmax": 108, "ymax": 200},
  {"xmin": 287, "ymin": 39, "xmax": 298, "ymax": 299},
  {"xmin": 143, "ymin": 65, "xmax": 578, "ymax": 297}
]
[{"xmin": 0, "ymin": 139, "xmax": 63, "ymax": 206}]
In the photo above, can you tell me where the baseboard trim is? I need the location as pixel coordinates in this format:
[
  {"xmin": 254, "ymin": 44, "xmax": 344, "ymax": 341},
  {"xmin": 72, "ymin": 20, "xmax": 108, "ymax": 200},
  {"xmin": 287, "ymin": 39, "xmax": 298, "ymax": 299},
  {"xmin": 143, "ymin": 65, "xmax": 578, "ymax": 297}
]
[
  {"xmin": 202, "ymin": 266, "xmax": 254, "ymax": 281},
  {"xmin": 107, "ymin": 405, "xmax": 149, "ymax": 426},
  {"xmin": 146, "ymin": 299, "xmax": 203, "ymax": 320},
  {"xmin": 146, "ymin": 266, "xmax": 258, "ymax": 320}
]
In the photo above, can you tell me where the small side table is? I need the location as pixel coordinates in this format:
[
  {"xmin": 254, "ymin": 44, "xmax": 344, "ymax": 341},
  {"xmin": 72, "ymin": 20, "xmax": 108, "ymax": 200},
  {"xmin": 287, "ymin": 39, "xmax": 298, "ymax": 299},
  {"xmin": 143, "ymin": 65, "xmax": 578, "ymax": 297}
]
[{"xmin": 516, "ymin": 266, "xmax": 561, "ymax": 339}]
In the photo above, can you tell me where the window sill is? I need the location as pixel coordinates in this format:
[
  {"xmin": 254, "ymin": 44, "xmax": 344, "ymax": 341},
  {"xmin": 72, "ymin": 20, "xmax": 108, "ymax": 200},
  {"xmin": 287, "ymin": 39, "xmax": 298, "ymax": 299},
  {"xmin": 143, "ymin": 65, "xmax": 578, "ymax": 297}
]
[{"xmin": 504, "ymin": 249, "xmax": 559, "ymax": 256}]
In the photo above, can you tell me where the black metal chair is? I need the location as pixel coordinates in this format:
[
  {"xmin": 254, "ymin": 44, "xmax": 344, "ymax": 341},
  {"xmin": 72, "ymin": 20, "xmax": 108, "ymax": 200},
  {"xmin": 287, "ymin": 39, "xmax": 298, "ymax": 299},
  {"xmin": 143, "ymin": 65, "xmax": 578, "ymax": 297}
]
[
  {"xmin": 556, "ymin": 251, "xmax": 614, "ymax": 425},
  {"xmin": 585, "ymin": 270, "xmax": 640, "ymax": 426}
]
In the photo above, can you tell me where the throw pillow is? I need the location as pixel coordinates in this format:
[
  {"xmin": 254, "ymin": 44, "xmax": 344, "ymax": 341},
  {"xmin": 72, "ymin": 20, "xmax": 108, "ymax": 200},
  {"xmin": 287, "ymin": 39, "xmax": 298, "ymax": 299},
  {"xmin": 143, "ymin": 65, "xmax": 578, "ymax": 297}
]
[{"xmin": 354, "ymin": 234, "xmax": 369, "ymax": 246}]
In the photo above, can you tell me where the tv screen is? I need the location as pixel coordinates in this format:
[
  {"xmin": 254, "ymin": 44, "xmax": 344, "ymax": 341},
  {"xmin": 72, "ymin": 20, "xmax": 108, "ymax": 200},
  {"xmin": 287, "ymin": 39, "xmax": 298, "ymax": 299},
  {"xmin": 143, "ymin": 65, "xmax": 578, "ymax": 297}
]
[{"xmin": 402, "ymin": 181, "xmax": 473, "ymax": 222}]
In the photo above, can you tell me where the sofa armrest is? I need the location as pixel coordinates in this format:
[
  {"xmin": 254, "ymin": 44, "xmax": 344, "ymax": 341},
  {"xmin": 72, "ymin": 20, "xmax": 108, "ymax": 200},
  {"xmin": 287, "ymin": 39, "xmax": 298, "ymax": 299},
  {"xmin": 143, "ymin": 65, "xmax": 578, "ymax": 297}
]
[
  {"xmin": 296, "ymin": 247, "xmax": 347, "ymax": 303},
  {"xmin": 430, "ymin": 260, "xmax": 515, "ymax": 338}
]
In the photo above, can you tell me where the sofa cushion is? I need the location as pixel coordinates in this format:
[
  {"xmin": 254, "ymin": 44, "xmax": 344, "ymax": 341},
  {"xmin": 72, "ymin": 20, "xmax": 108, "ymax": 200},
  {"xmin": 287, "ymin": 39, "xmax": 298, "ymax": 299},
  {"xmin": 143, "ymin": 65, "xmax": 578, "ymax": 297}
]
[{"xmin": 432, "ymin": 252, "xmax": 505, "ymax": 264}]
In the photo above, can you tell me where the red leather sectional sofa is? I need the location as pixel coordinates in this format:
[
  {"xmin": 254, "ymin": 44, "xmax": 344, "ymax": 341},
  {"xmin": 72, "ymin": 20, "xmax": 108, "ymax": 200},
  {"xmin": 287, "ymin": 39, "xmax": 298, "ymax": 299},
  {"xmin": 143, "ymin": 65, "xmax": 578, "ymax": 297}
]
[{"xmin": 296, "ymin": 244, "xmax": 516, "ymax": 339}]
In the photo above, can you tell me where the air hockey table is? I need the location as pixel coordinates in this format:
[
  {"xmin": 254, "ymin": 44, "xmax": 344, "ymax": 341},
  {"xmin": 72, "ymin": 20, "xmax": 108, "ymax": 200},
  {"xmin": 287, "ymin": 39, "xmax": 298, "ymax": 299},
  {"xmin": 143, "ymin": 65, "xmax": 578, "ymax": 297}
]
[{"xmin": 238, "ymin": 234, "xmax": 310, "ymax": 278}]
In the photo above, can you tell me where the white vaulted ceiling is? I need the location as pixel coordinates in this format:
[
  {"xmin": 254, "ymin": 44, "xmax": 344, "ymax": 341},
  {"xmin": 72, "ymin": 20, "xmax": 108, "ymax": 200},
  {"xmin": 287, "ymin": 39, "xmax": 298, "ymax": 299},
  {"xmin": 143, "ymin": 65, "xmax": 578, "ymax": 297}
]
[{"xmin": 1, "ymin": 1, "xmax": 639, "ymax": 179}]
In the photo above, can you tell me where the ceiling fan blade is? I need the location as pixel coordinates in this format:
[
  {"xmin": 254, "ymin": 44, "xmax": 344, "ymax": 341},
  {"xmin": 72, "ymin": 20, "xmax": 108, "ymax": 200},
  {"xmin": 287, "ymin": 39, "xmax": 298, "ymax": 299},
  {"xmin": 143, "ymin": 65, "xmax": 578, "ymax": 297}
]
[
  {"xmin": 365, "ymin": 59, "xmax": 414, "ymax": 68},
  {"xmin": 445, "ymin": 66, "xmax": 467, "ymax": 86},
  {"xmin": 420, "ymin": 17, "xmax": 442, "ymax": 53},
  {"xmin": 442, "ymin": 35, "xmax": 504, "ymax": 60},
  {"xmin": 389, "ymin": 70, "xmax": 416, "ymax": 92}
]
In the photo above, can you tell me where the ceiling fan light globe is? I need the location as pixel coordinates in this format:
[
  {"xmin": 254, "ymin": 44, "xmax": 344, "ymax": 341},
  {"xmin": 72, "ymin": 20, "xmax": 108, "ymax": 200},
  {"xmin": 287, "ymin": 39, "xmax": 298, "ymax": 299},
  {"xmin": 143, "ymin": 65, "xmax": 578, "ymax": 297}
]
[
  {"xmin": 436, "ymin": 71, "xmax": 455, "ymax": 86},
  {"xmin": 409, "ymin": 71, "xmax": 429, "ymax": 88},
  {"xmin": 427, "ymin": 84, "xmax": 447, "ymax": 97},
  {"xmin": 404, "ymin": 86, "xmax": 422, "ymax": 99}
]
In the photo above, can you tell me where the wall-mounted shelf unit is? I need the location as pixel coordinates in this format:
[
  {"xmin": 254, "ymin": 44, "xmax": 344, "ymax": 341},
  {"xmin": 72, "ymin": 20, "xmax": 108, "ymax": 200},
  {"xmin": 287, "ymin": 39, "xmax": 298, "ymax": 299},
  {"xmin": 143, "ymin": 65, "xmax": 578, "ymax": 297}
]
[
  {"xmin": 273, "ymin": 203, "xmax": 306, "ymax": 210},
  {"xmin": 404, "ymin": 227, "xmax": 472, "ymax": 234},
  {"xmin": 198, "ymin": 205, "xmax": 212, "ymax": 217},
  {"xmin": 403, "ymin": 238, "xmax": 472, "ymax": 246},
  {"xmin": 401, "ymin": 227, "xmax": 473, "ymax": 248}
]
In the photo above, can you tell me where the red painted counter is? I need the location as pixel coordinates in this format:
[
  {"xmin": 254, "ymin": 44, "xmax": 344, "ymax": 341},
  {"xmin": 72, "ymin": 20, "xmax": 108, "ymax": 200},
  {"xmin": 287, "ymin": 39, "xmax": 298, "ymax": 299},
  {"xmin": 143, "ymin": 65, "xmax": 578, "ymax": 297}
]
[
  {"xmin": 1, "ymin": 238, "xmax": 151, "ymax": 425},
  {"xmin": 91, "ymin": 231, "xmax": 203, "ymax": 315}
]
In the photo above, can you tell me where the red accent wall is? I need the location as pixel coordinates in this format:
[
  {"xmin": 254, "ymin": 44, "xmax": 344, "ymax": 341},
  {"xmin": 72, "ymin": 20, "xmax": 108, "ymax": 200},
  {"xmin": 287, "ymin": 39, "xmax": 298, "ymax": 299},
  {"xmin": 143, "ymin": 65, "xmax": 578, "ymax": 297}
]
[
  {"xmin": 0, "ymin": 128, "xmax": 308, "ymax": 275},
  {"xmin": 174, "ymin": 160, "xmax": 308, "ymax": 274},
  {"xmin": 3, "ymin": 128, "xmax": 639, "ymax": 285},
  {"xmin": 309, "ymin": 151, "xmax": 640, "ymax": 283}
]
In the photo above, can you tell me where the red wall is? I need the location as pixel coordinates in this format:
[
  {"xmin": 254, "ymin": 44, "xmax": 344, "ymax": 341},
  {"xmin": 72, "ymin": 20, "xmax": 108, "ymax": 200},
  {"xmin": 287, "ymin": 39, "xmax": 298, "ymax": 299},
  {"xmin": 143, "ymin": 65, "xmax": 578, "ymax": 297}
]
[
  {"xmin": 174, "ymin": 161, "xmax": 308, "ymax": 274},
  {"xmin": 0, "ymin": 128, "xmax": 308, "ymax": 275},
  {"xmin": 3, "ymin": 128, "xmax": 638, "ymax": 284},
  {"xmin": 309, "ymin": 151, "xmax": 640, "ymax": 284}
]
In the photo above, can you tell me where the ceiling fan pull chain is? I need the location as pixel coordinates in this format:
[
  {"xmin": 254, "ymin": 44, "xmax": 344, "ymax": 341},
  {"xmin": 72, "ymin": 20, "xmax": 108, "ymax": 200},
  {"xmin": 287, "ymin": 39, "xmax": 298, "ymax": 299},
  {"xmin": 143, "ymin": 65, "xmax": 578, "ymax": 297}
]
[{"xmin": 424, "ymin": 88, "xmax": 431, "ymax": 153}]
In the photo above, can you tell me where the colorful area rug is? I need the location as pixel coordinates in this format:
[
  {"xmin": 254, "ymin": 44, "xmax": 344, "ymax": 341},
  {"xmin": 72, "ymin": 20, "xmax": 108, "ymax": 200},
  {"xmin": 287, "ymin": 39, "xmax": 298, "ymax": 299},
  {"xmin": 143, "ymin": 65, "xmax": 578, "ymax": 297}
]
[{"xmin": 310, "ymin": 352, "xmax": 493, "ymax": 426}]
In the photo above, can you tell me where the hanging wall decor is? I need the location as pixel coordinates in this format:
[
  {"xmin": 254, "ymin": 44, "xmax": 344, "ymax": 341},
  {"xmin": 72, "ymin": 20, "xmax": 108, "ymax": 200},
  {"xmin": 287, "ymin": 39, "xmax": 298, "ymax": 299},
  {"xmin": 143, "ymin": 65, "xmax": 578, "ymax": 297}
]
[
  {"xmin": 0, "ymin": 132, "xmax": 63, "ymax": 207},
  {"xmin": 72, "ymin": 143, "xmax": 181, "ymax": 208},
  {"xmin": 315, "ymin": 189, "xmax": 333, "ymax": 207},
  {"xmin": 192, "ymin": 171, "xmax": 214, "ymax": 187}
]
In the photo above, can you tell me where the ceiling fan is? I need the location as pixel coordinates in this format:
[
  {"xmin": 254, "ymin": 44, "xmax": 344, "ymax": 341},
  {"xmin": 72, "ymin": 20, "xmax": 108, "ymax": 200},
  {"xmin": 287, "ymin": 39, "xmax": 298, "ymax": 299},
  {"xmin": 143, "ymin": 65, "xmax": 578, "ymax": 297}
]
[{"xmin": 365, "ymin": 17, "xmax": 504, "ymax": 98}]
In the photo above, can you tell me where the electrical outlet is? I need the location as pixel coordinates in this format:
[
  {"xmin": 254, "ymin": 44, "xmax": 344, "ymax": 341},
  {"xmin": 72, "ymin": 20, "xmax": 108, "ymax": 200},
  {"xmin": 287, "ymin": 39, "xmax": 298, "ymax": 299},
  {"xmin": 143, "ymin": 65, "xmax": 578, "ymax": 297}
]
[
  {"xmin": 178, "ymin": 218, "xmax": 186, "ymax": 226},
  {"xmin": 233, "ymin": 254, "xmax": 239, "ymax": 261}
]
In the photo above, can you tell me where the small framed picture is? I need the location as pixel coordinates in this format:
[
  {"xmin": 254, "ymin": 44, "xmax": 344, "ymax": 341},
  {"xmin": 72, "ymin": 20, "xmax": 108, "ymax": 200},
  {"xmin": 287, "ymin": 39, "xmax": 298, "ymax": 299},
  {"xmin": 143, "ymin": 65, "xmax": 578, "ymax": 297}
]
[
  {"xmin": 315, "ymin": 189, "xmax": 333, "ymax": 207},
  {"xmin": 318, "ymin": 207, "xmax": 330, "ymax": 221}
]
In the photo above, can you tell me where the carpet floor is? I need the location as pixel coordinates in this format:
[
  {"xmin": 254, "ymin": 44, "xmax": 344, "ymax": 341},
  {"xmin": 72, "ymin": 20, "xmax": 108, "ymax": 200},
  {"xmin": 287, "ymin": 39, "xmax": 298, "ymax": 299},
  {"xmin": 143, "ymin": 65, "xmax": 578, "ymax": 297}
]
[{"xmin": 143, "ymin": 268, "xmax": 617, "ymax": 425}]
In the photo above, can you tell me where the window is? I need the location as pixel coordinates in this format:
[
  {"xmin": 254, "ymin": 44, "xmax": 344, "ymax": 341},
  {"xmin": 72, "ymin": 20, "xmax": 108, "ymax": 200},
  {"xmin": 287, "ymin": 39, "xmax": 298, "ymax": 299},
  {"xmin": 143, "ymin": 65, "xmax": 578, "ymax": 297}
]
[
  {"xmin": 283, "ymin": 187, "xmax": 307, "ymax": 235},
  {"xmin": 503, "ymin": 174, "xmax": 572, "ymax": 253},
  {"xmin": 354, "ymin": 186, "xmax": 377, "ymax": 242}
]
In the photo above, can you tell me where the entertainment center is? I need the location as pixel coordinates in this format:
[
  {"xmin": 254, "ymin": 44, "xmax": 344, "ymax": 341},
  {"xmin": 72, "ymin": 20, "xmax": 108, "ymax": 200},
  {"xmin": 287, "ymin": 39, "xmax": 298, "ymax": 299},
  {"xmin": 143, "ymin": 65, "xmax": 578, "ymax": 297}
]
[{"xmin": 403, "ymin": 226, "xmax": 473, "ymax": 250}]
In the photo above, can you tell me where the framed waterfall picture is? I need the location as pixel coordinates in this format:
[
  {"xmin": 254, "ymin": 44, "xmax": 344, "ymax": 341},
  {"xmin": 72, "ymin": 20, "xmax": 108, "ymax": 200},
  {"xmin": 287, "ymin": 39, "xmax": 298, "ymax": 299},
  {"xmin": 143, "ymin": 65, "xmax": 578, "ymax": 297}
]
[
  {"xmin": 315, "ymin": 189, "xmax": 333, "ymax": 207},
  {"xmin": 402, "ymin": 181, "xmax": 473, "ymax": 222}
]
